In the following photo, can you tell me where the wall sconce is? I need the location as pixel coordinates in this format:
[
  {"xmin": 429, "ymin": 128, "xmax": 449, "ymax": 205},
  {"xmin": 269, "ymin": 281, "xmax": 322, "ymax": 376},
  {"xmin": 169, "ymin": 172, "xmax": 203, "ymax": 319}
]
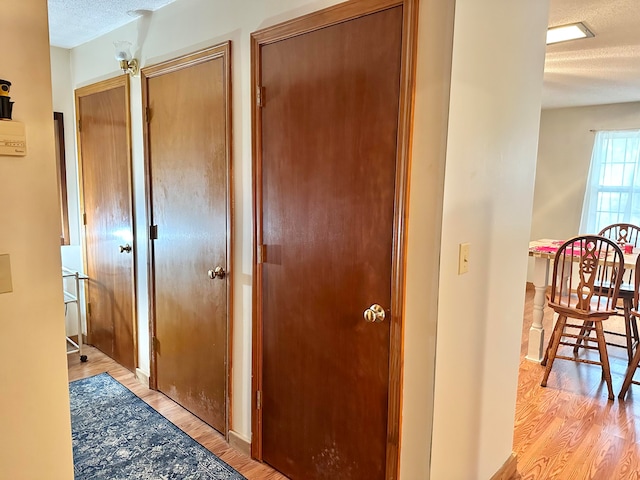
[{"xmin": 113, "ymin": 41, "xmax": 139, "ymax": 76}]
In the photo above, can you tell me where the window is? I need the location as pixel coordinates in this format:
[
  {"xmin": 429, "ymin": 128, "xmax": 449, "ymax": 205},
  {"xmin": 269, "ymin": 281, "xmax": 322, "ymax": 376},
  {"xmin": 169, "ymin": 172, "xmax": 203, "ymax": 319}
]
[{"xmin": 580, "ymin": 129, "xmax": 640, "ymax": 233}]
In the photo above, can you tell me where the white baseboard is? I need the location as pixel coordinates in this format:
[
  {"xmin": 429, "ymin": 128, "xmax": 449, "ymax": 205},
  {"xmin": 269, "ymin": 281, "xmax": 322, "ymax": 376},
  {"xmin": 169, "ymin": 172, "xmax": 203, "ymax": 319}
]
[
  {"xmin": 228, "ymin": 430, "xmax": 251, "ymax": 456},
  {"xmin": 135, "ymin": 368, "xmax": 150, "ymax": 388}
]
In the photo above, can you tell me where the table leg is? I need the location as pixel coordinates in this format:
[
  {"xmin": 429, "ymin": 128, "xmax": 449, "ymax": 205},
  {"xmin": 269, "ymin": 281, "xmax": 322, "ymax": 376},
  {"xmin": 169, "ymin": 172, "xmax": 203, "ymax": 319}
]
[{"xmin": 526, "ymin": 257, "xmax": 549, "ymax": 362}]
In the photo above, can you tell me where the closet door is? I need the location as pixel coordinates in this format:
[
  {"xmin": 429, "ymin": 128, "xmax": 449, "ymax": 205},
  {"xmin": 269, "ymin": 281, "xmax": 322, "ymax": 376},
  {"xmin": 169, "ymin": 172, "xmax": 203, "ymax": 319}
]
[
  {"xmin": 76, "ymin": 77, "xmax": 136, "ymax": 372},
  {"xmin": 144, "ymin": 44, "xmax": 232, "ymax": 434},
  {"xmin": 255, "ymin": 7, "xmax": 404, "ymax": 479}
]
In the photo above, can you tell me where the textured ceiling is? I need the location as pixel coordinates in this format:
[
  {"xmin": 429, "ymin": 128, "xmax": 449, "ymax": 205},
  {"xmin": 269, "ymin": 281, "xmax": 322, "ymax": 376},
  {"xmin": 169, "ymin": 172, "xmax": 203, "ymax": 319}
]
[
  {"xmin": 47, "ymin": 0, "xmax": 177, "ymax": 49},
  {"xmin": 47, "ymin": 0, "xmax": 640, "ymax": 109},
  {"xmin": 543, "ymin": 0, "xmax": 640, "ymax": 108}
]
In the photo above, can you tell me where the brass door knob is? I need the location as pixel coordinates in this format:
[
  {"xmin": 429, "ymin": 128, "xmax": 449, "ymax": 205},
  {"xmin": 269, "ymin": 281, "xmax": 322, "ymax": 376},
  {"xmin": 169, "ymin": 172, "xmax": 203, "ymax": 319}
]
[
  {"xmin": 363, "ymin": 304, "xmax": 386, "ymax": 323},
  {"xmin": 208, "ymin": 266, "xmax": 226, "ymax": 280},
  {"xmin": 119, "ymin": 244, "xmax": 132, "ymax": 253}
]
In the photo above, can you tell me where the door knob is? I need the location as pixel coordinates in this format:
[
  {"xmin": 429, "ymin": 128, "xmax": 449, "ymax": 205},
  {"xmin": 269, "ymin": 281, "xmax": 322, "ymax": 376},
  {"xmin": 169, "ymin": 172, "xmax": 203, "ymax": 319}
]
[
  {"xmin": 363, "ymin": 304, "xmax": 386, "ymax": 323},
  {"xmin": 119, "ymin": 244, "xmax": 132, "ymax": 253},
  {"xmin": 208, "ymin": 266, "xmax": 226, "ymax": 280}
]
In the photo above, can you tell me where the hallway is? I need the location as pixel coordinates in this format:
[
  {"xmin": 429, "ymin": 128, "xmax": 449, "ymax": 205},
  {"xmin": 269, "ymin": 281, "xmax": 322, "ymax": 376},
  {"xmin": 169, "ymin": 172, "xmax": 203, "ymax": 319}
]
[{"xmin": 67, "ymin": 346, "xmax": 287, "ymax": 480}]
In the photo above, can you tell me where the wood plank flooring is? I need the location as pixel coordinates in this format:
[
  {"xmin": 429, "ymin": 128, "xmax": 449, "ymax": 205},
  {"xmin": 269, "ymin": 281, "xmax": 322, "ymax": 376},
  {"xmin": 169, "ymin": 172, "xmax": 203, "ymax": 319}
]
[
  {"xmin": 514, "ymin": 283, "xmax": 640, "ymax": 480},
  {"xmin": 69, "ymin": 282, "xmax": 640, "ymax": 480},
  {"xmin": 67, "ymin": 346, "xmax": 288, "ymax": 480}
]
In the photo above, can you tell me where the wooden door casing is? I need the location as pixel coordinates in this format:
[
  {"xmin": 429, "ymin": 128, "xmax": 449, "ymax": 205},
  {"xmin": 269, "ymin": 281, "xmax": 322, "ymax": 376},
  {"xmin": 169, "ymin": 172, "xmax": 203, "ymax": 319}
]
[
  {"xmin": 76, "ymin": 77, "xmax": 136, "ymax": 372},
  {"xmin": 252, "ymin": 1, "xmax": 418, "ymax": 478},
  {"xmin": 143, "ymin": 44, "xmax": 232, "ymax": 435}
]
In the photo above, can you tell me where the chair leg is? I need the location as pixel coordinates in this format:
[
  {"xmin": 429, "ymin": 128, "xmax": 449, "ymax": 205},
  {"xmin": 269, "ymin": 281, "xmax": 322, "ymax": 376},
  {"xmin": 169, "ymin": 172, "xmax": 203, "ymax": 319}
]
[
  {"xmin": 573, "ymin": 320, "xmax": 593, "ymax": 356},
  {"xmin": 624, "ymin": 298, "xmax": 634, "ymax": 364},
  {"xmin": 542, "ymin": 315, "xmax": 567, "ymax": 388},
  {"xmin": 541, "ymin": 327, "xmax": 556, "ymax": 367},
  {"xmin": 631, "ymin": 310, "xmax": 639, "ymax": 353},
  {"xmin": 620, "ymin": 331, "xmax": 640, "ymax": 400},
  {"xmin": 594, "ymin": 321, "xmax": 614, "ymax": 401}
]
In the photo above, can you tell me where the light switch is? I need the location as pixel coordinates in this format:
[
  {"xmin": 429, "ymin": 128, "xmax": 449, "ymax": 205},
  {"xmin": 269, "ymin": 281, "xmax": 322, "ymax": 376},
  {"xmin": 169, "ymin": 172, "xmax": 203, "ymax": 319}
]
[
  {"xmin": 458, "ymin": 243, "xmax": 470, "ymax": 275},
  {"xmin": 0, "ymin": 254, "xmax": 13, "ymax": 293}
]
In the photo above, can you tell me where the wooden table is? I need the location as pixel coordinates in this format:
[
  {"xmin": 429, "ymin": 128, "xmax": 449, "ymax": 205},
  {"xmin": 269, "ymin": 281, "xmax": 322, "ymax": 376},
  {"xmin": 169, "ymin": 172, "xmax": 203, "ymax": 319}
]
[{"xmin": 527, "ymin": 238, "xmax": 638, "ymax": 362}]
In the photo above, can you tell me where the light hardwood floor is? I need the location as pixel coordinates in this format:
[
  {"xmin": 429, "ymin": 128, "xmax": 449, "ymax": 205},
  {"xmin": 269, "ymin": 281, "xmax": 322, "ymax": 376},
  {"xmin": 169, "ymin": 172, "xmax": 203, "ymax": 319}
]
[
  {"xmin": 514, "ymin": 283, "xmax": 640, "ymax": 479},
  {"xmin": 70, "ymin": 283, "xmax": 640, "ymax": 480},
  {"xmin": 67, "ymin": 346, "xmax": 288, "ymax": 480}
]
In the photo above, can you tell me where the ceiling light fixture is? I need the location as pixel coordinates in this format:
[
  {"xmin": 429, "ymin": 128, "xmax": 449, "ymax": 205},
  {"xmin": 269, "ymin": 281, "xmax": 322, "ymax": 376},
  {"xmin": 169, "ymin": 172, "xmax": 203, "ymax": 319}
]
[
  {"xmin": 113, "ymin": 40, "xmax": 139, "ymax": 76},
  {"xmin": 546, "ymin": 22, "xmax": 594, "ymax": 45}
]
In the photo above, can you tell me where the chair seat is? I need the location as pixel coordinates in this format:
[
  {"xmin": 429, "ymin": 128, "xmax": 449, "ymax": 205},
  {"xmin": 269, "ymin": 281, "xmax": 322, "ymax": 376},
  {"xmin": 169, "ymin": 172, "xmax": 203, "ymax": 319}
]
[{"xmin": 548, "ymin": 294, "xmax": 618, "ymax": 319}]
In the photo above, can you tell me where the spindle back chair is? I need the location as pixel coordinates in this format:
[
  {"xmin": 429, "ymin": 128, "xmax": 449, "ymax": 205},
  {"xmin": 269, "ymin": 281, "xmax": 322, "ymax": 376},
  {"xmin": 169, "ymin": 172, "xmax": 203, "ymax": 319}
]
[
  {"xmin": 541, "ymin": 235, "xmax": 624, "ymax": 400},
  {"xmin": 574, "ymin": 223, "xmax": 640, "ymax": 363}
]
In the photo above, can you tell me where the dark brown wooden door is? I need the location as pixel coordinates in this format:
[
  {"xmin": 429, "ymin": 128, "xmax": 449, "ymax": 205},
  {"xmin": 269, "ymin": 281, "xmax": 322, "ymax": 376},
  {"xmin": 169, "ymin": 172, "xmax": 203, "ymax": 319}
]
[
  {"xmin": 258, "ymin": 7, "xmax": 403, "ymax": 480},
  {"xmin": 77, "ymin": 78, "xmax": 136, "ymax": 372},
  {"xmin": 145, "ymin": 46, "xmax": 230, "ymax": 434}
]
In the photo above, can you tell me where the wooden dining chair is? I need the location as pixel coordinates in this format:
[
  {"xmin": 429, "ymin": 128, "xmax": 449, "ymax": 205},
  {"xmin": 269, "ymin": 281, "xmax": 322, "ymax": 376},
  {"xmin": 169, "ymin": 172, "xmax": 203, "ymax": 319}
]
[
  {"xmin": 573, "ymin": 223, "xmax": 640, "ymax": 363},
  {"xmin": 619, "ymin": 253, "xmax": 640, "ymax": 399},
  {"xmin": 541, "ymin": 235, "xmax": 624, "ymax": 400}
]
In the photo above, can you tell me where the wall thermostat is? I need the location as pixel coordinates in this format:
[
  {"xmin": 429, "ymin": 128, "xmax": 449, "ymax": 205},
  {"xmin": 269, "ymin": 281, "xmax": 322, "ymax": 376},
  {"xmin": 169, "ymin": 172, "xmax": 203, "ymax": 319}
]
[{"xmin": 0, "ymin": 120, "xmax": 26, "ymax": 156}]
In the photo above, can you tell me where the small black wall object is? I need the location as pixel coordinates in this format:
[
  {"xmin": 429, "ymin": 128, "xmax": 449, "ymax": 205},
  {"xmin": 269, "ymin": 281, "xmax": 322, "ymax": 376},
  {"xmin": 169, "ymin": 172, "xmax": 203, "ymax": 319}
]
[{"xmin": 0, "ymin": 79, "xmax": 14, "ymax": 120}]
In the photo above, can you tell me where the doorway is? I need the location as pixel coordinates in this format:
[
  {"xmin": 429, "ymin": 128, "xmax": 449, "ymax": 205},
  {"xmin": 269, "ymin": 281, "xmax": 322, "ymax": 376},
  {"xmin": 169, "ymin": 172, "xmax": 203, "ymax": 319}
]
[
  {"xmin": 75, "ymin": 76, "xmax": 137, "ymax": 372},
  {"xmin": 143, "ymin": 43, "xmax": 233, "ymax": 434}
]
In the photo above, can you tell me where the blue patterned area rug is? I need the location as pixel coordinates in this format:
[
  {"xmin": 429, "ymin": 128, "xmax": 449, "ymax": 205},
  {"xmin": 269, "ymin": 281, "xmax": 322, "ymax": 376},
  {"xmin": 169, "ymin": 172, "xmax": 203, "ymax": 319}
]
[{"xmin": 69, "ymin": 373, "xmax": 246, "ymax": 480}]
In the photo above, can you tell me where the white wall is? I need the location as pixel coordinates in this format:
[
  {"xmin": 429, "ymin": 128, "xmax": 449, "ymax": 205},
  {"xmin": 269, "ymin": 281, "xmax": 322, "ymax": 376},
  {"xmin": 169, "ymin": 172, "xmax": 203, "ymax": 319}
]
[
  {"xmin": 528, "ymin": 101, "xmax": 640, "ymax": 280},
  {"xmin": 51, "ymin": 46, "xmax": 86, "ymax": 337},
  {"xmin": 429, "ymin": 0, "xmax": 549, "ymax": 478},
  {"xmin": 400, "ymin": 1, "xmax": 454, "ymax": 477},
  {"xmin": 50, "ymin": 47, "xmax": 80, "ymax": 247},
  {"xmin": 537, "ymin": 102, "xmax": 640, "ymax": 236},
  {"xmin": 0, "ymin": 1, "xmax": 74, "ymax": 478}
]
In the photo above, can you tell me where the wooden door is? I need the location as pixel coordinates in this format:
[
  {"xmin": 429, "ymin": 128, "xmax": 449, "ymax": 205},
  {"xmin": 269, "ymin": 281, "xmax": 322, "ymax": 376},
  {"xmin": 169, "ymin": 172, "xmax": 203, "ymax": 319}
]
[
  {"xmin": 254, "ymin": 4, "xmax": 409, "ymax": 480},
  {"xmin": 144, "ymin": 44, "xmax": 232, "ymax": 434},
  {"xmin": 76, "ymin": 77, "xmax": 136, "ymax": 372}
]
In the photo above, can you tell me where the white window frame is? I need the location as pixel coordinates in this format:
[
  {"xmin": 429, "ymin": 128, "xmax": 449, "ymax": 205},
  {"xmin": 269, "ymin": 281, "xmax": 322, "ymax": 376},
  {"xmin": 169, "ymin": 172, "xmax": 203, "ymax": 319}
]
[{"xmin": 580, "ymin": 129, "xmax": 640, "ymax": 233}]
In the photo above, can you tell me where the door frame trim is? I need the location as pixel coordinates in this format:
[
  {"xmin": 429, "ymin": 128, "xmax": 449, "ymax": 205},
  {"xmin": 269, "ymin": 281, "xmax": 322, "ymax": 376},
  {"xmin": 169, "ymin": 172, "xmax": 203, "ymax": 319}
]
[
  {"xmin": 141, "ymin": 42, "xmax": 234, "ymax": 437},
  {"xmin": 75, "ymin": 75, "xmax": 138, "ymax": 368},
  {"xmin": 250, "ymin": 1, "xmax": 419, "ymax": 478}
]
